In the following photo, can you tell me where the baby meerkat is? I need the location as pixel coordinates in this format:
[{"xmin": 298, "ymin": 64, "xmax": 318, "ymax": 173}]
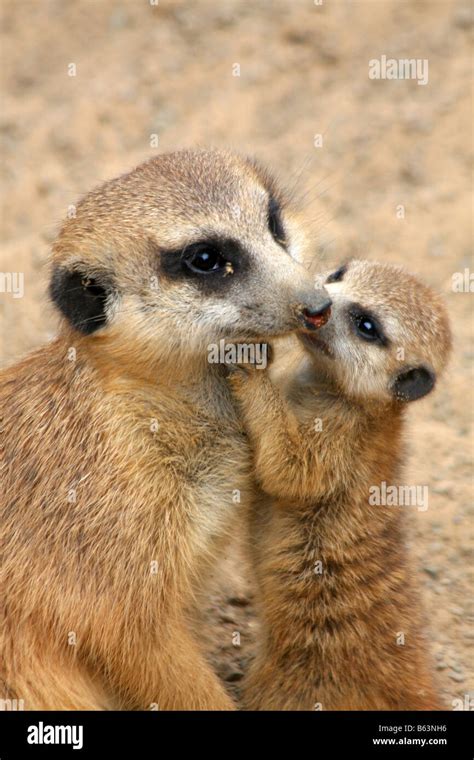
[
  {"xmin": 0, "ymin": 149, "xmax": 331, "ymax": 711},
  {"xmin": 229, "ymin": 259, "xmax": 451, "ymax": 710}
]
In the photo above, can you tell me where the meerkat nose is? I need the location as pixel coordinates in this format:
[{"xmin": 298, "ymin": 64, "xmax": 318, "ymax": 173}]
[{"xmin": 300, "ymin": 298, "xmax": 332, "ymax": 331}]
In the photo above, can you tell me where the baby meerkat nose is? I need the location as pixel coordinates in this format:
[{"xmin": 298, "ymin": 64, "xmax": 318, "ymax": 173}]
[{"xmin": 299, "ymin": 298, "xmax": 332, "ymax": 331}]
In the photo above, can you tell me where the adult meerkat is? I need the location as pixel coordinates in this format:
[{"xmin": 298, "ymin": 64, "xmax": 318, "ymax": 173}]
[
  {"xmin": 0, "ymin": 149, "xmax": 331, "ymax": 711},
  {"xmin": 229, "ymin": 259, "xmax": 451, "ymax": 710}
]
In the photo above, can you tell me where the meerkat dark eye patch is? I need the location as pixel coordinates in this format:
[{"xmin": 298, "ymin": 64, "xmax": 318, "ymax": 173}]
[
  {"xmin": 268, "ymin": 196, "xmax": 286, "ymax": 248},
  {"xmin": 49, "ymin": 267, "xmax": 111, "ymax": 334},
  {"xmin": 391, "ymin": 366, "xmax": 435, "ymax": 402},
  {"xmin": 159, "ymin": 237, "xmax": 249, "ymax": 295},
  {"xmin": 349, "ymin": 305, "xmax": 388, "ymax": 346},
  {"xmin": 326, "ymin": 264, "xmax": 347, "ymax": 283}
]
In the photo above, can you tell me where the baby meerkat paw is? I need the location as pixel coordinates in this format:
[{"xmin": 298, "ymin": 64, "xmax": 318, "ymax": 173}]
[
  {"xmin": 225, "ymin": 364, "xmax": 263, "ymax": 397},
  {"xmin": 225, "ymin": 364, "xmax": 253, "ymax": 378},
  {"xmin": 225, "ymin": 365, "xmax": 256, "ymax": 392},
  {"xmin": 224, "ymin": 341, "xmax": 273, "ymax": 374}
]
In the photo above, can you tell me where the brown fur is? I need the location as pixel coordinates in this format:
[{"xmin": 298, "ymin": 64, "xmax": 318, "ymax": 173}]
[
  {"xmin": 229, "ymin": 260, "xmax": 451, "ymax": 710},
  {"xmin": 0, "ymin": 149, "xmax": 325, "ymax": 710}
]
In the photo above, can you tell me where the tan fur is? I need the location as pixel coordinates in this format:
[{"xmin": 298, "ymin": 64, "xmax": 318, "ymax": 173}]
[
  {"xmin": 229, "ymin": 260, "xmax": 451, "ymax": 710},
  {"xmin": 0, "ymin": 149, "xmax": 325, "ymax": 710}
]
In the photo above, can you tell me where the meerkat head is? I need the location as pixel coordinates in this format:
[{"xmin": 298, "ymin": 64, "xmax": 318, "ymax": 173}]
[
  {"xmin": 49, "ymin": 149, "xmax": 330, "ymax": 368},
  {"xmin": 299, "ymin": 259, "xmax": 451, "ymax": 404}
]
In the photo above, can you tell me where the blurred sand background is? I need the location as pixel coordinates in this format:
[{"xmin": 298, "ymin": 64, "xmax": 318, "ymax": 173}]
[{"xmin": 1, "ymin": 0, "xmax": 472, "ymax": 708}]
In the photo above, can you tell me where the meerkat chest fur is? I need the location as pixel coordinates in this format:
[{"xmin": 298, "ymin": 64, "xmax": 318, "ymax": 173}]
[
  {"xmin": 84, "ymin": 348, "xmax": 252, "ymax": 580},
  {"xmin": 146, "ymin": 372, "xmax": 251, "ymax": 562}
]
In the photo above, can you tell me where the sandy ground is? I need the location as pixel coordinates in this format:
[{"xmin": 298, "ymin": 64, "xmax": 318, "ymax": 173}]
[{"xmin": 1, "ymin": 0, "xmax": 472, "ymax": 709}]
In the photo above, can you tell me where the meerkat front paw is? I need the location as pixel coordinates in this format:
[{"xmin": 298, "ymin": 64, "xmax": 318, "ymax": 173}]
[
  {"xmin": 225, "ymin": 357, "xmax": 269, "ymax": 416},
  {"xmin": 225, "ymin": 365, "xmax": 255, "ymax": 398},
  {"xmin": 223, "ymin": 341, "xmax": 273, "ymax": 375}
]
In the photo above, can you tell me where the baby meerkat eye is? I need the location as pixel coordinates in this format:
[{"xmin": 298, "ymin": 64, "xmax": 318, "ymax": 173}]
[
  {"xmin": 183, "ymin": 243, "xmax": 232, "ymax": 275},
  {"xmin": 349, "ymin": 307, "xmax": 388, "ymax": 346},
  {"xmin": 356, "ymin": 315, "xmax": 378, "ymax": 340},
  {"xmin": 268, "ymin": 196, "xmax": 286, "ymax": 247}
]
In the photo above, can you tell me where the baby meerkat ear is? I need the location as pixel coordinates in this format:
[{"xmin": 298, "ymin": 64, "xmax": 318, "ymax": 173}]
[
  {"xmin": 391, "ymin": 366, "xmax": 435, "ymax": 402},
  {"xmin": 50, "ymin": 266, "xmax": 114, "ymax": 335}
]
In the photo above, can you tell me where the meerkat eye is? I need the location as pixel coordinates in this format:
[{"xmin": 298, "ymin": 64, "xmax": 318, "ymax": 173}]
[
  {"xmin": 350, "ymin": 309, "xmax": 388, "ymax": 346},
  {"xmin": 183, "ymin": 243, "xmax": 229, "ymax": 274},
  {"xmin": 356, "ymin": 315, "xmax": 378, "ymax": 340},
  {"xmin": 268, "ymin": 196, "xmax": 286, "ymax": 247}
]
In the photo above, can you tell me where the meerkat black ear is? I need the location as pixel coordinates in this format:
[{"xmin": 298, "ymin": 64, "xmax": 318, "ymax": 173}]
[
  {"xmin": 49, "ymin": 266, "xmax": 113, "ymax": 335},
  {"xmin": 391, "ymin": 366, "xmax": 435, "ymax": 402}
]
